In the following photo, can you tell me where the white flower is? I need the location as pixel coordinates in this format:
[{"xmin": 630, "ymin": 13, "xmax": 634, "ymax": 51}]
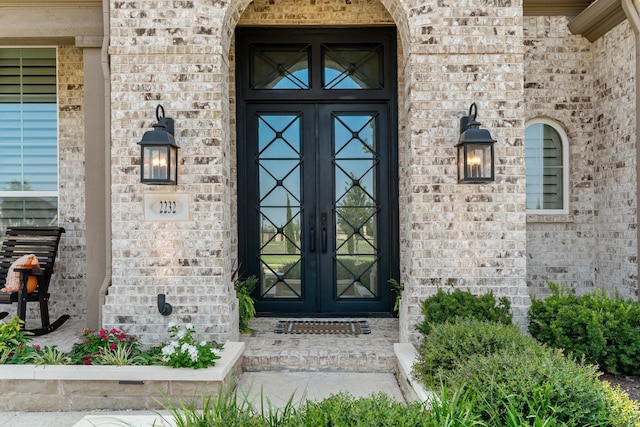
[
  {"xmin": 167, "ymin": 321, "xmax": 176, "ymax": 329},
  {"xmin": 176, "ymin": 328, "xmax": 187, "ymax": 340},
  {"xmin": 200, "ymin": 340, "xmax": 208, "ymax": 346},
  {"xmin": 162, "ymin": 345, "xmax": 176, "ymax": 356},
  {"xmin": 211, "ymin": 347, "xmax": 220, "ymax": 355},
  {"xmin": 189, "ymin": 348, "xmax": 198, "ymax": 362},
  {"xmin": 185, "ymin": 323, "xmax": 194, "ymax": 330}
]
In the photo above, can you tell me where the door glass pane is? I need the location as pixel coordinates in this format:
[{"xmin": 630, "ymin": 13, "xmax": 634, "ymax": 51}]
[
  {"xmin": 251, "ymin": 45, "xmax": 310, "ymax": 89},
  {"xmin": 333, "ymin": 113, "xmax": 379, "ymax": 299},
  {"xmin": 257, "ymin": 114, "xmax": 303, "ymax": 299},
  {"xmin": 323, "ymin": 44, "xmax": 383, "ymax": 89}
]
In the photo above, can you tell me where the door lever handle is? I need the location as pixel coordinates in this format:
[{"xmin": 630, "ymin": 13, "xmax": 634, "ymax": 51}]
[
  {"xmin": 321, "ymin": 228, "xmax": 327, "ymax": 253},
  {"xmin": 309, "ymin": 214, "xmax": 316, "ymax": 252},
  {"xmin": 321, "ymin": 212, "xmax": 328, "ymax": 253},
  {"xmin": 310, "ymin": 226, "xmax": 316, "ymax": 252}
]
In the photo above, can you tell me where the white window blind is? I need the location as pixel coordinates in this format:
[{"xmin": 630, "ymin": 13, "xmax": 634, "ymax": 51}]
[
  {"xmin": 0, "ymin": 48, "xmax": 58, "ymax": 229},
  {"xmin": 525, "ymin": 121, "xmax": 565, "ymax": 211}
]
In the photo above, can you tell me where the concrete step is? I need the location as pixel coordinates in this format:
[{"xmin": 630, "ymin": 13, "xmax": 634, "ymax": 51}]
[
  {"xmin": 239, "ymin": 318, "xmax": 399, "ymax": 373},
  {"xmin": 242, "ymin": 345, "xmax": 397, "ymax": 372}
]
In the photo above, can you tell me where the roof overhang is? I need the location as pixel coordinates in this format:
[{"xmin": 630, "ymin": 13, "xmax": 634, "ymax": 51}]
[
  {"xmin": 524, "ymin": 0, "xmax": 594, "ymax": 16},
  {"xmin": 568, "ymin": 0, "xmax": 626, "ymax": 42}
]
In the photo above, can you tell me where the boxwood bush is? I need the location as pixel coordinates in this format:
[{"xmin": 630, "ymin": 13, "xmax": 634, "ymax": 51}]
[
  {"xmin": 413, "ymin": 319, "xmax": 534, "ymax": 387},
  {"xmin": 416, "ymin": 286, "xmax": 512, "ymax": 335},
  {"xmin": 447, "ymin": 345, "xmax": 640, "ymax": 426},
  {"xmin": 414, "ymin": 319, "xmax": 640, "ymax": 426},
  {"xmin": 529, "ymin": 281, "xmax": 640, "ymax": 375}
]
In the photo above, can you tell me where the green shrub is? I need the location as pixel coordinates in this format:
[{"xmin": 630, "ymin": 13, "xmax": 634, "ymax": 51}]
[
  {"xmin": 529, "ymin": 281, "xmax": 640, "ymax": 375},
  {"xmin": 416, "ymin": 286, "xmax": 512, "ymax": 335},
  {"xmin": 413, "ymin": 319, "xmax": 536, "ymax": 388},
  {"xmin": 413, "ymin": 318, "xmax": 640, "ymax": 426},
  {"xmin": 445, "ymin": 344, "xmax": 640, "ymax": 426},
  {"xmin": 285, "ymin": 392, "xmax": 431, "ymax": 427}
]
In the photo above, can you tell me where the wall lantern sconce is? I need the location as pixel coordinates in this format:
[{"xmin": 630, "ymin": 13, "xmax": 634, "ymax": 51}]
[
  {"xmin": 456, "ymin": 103, "xmax": 496, "ymax": 183},
  {"xmin": 138, "ymin": 104, "xmax": 179, "ymax": 185}
]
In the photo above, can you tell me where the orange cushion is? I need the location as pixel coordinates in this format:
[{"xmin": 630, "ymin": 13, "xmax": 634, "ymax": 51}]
[{"xmin": 1, "ymin": 254, "xmax": 40, "ymax": 294}]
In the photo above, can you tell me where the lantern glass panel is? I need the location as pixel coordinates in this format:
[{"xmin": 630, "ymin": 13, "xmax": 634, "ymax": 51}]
[
  {"xmin": 466, "ymin": 143, "xmax": 492, "ymax": 179},
  {"xmin": 458, "ymin": 142, "xmax": 493, "ymax": 182},
  {"xmin": 143, "ymin": 146, "xmax": 170, "ymax": 181},
  {"xmin": 168, "ymin": 146, "xmax": 178, "ymax": 184}
]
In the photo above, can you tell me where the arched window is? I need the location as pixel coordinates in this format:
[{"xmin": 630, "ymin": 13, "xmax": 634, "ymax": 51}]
[{"xmin": 525, "ymin": 118, "xmax": 568, "ymax": 213}]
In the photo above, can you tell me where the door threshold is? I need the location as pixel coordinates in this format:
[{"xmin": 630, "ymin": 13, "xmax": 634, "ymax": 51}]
[{"xmin": 256, "ymin": 312, "xmax": 395, "ymax": 318}]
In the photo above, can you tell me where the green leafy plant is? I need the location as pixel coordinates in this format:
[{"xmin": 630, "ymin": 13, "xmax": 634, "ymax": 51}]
[
  {"xmin": 159, "ymin": 389, "xmax": 434, "ymax": 427},
  {"xmin": 389, "ymin": 278, "xmax": 403, "ymax": 316},
  {"xmin": 24, "ymin": 345, "xmax": 71, "ymax": 366},
  {"xmin": 68, "ymin": 327, "xmax": 141, "ymax": 365},
  {"xmin": 92, "ymin": 345, "xmax": 148, "ymax": 366},
  {"xmin": 1, "ymin": 342, "xmax": 42, "ymax": 364},
  {"xmin": 416, "ymin": 285, "xmax": 512, "ymax": 335},
  {"xmin": 291, "ymin": 392, "xmax": 434, "ymax": 426},
  {"xmin": 234, "ymin": 271, "xmax": 258, "ymax": 334},
  {"xmin": 159, "ymin": 322, "xmax": 222, "ymax": 369},
  {"xmin": 0, "ymin": 316, "xmax": 32, "ymax": 353},
  {"xmin": 161, "ymin": 385, "xmax": 263, "ymax": 427},
  {"xmin": 529, "ymin": 281, "xmax": 640, "ymax": 375}
]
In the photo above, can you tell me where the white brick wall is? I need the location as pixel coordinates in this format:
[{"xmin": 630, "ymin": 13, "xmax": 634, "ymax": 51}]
[
  {"xmin": 100, "ymin": 0, "xmax": 535, "ymax": 345},
  {"xmin": 524, "ymin": 17, "xmax": 638, "ymax": 301},
  {"xmin": 523, "ymin": 16, "xmax": 597, "ymax": 297},
  {"xmin": 593, "ymin": 21, "xmax": 637, "ymax": 299},
  {"xmin": 0, "ymin": 0, "xmax": 629, "ymax": 345}
]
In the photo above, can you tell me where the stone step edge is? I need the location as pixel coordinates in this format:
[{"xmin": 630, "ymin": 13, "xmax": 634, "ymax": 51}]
[{"xmin": 394, "ymin": 343, "xmax": 438, "ymax": 404}]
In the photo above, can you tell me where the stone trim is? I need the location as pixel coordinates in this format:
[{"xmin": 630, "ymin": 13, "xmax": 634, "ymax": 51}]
[
  {"xmin": 0, "ymin": 342, "xmax": 244, "ymax": 411},
  {"xmin": 568, "ymin": 0, "xmax": 626, "ymax": 41}
]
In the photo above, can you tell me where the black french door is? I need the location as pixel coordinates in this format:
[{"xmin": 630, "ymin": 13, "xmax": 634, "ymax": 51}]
[{"xmin": 236, "ymin": 28, "xmax": 398, "ymax": 315}]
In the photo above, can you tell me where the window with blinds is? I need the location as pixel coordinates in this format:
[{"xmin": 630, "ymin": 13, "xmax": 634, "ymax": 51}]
[
  {"xmin": 0, "ymin": 48, "xmax": 58, "ymax": 231},
  {"xmin": 525, "ymin": 120, "xmax": 567, "ymax": 212}
]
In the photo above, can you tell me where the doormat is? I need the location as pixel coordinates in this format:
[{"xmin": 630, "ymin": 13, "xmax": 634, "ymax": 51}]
[{"xmin": 274, "ymin": 320, "xmax": 371, "ymax": 335}]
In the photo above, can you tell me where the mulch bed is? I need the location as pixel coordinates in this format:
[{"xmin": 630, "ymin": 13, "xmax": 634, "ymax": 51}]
[{"xmin": 600, "ymin": 374, "xmax": 640, "ymax": 402}]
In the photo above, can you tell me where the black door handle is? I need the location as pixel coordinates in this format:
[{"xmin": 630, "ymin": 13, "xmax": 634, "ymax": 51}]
[
  {"xmin": 310, "ymin": 226, "xmax": 316, "ymax": 252},
  {"xmin": 321, "ymin": 212, "xmax": 328, "ymax": 253},
  {"xmin": 310, "ymin": 214, "xmax": 316, "ymax": 252}
]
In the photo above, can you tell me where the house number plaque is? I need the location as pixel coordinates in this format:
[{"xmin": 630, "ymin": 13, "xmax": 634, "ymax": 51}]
[{"xmin": 144, "ymin": 194, "xmax": 189, "ymax": 221}]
